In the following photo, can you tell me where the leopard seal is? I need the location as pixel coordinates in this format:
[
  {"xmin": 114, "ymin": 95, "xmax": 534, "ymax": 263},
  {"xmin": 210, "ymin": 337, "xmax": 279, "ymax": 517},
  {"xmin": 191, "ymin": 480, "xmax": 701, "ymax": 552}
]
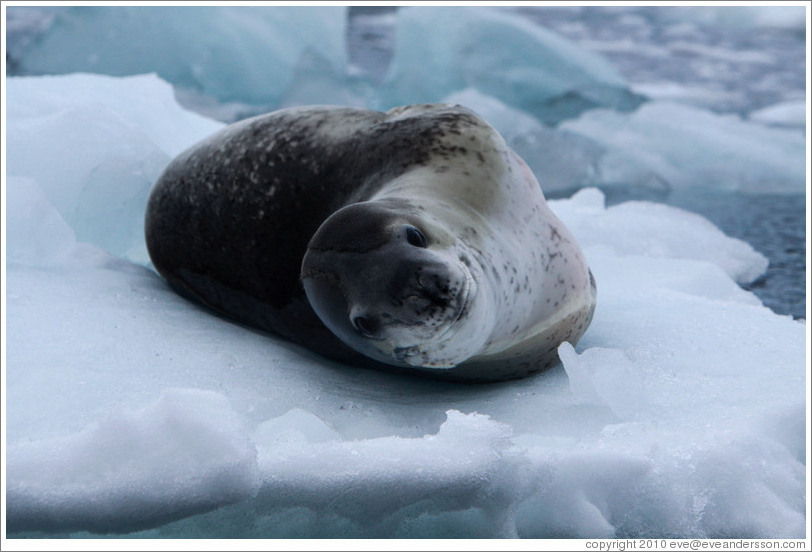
[{"xmin": 145, "ymin": 104, "xmax": 596, "ymax": 382}]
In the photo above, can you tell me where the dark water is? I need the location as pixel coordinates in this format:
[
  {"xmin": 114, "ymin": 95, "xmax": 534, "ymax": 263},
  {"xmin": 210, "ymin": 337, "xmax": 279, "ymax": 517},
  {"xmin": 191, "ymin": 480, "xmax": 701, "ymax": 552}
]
[{"xmin": 347, "ymin": 7, "xmax": 807, "ymax": 320}]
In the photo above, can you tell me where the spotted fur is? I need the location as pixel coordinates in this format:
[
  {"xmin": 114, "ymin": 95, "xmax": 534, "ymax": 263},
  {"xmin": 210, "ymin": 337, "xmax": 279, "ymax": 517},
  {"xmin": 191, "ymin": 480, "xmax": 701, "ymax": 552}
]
[{"xmin": 145, "ymin": 104, "xmax": 596, "ymax": 382}]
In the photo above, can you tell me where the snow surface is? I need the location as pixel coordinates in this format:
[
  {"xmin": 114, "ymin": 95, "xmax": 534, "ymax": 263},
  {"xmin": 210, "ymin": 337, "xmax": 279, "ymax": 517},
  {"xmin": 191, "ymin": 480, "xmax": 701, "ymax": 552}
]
[{"xmin": 4, "ymin": 72, "xmax": 807, "ymax": 539}]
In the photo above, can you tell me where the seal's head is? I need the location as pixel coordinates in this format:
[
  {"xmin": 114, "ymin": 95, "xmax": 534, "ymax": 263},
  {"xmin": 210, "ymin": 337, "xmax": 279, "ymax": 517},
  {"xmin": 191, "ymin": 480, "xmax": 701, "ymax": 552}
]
[{"xmin": 301, "ymin": 199, "xmax": 489, "ymax": 369}]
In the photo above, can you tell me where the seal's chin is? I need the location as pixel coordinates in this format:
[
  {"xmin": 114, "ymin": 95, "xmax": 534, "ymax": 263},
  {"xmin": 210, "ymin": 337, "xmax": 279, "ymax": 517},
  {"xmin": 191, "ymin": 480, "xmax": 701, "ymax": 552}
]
[{"xmin": 393, "ymin": 346, "xmax": 455, "ymax": 368}]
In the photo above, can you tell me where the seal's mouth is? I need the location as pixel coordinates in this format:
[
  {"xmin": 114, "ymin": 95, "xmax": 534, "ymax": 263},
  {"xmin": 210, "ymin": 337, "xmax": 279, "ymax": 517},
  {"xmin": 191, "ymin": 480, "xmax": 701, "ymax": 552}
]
[
  {"xmin": 390, "ymin": 261, "xmax": 473, "ymax": 368},
  {"xmin": 447, "ymin": 263, "xmax": 472, "ymax": 330}
]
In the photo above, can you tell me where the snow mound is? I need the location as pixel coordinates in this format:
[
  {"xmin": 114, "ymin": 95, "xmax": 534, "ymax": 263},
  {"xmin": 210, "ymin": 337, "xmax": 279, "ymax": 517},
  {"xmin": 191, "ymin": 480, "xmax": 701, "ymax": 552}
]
[
  {"xmin": 252, "ymin": 409, "xmax": 524, "ymax": 537},
  {"xmin": 631, "ymin": 81, "xmax": 743, "ymax": 113},
  {"xmin": 550, "ymin": 188, "xmax": 769, "ymax": 285},
  {"xmin": 749, "ymin": 100, "xmax": 807, "ymax": 129},
  {"xmin": 6, "ymin": 389, "xmax": 259, "ymax": 534},
  {"xmin": 561, "ymin": 102, "xmax": 806, "ymax": 193},
  {"xmin": 10, "ymin": 6, "xmax": 349, "ymax": 107},
  {"xmin": 379, "ymin": 6, "xmax": 642, "ymax": 124},
  {"xmin": 656, "ymin": 6, "xmax": 806, "ymax": 31},
  {"xmin": 3, "ymin": 74, "xmax": 807, "ymax": 538}
]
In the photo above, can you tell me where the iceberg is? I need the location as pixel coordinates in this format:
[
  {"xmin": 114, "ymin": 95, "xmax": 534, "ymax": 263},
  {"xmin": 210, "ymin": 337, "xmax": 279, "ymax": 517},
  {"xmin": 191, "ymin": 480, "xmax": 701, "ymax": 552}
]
[
  {"xmin": 5, "ymin": 176, "xmax": 79, "ymax": 266},
  {"xmin": 8, "ymin": 6, "xmax": 349, "ymax": 107},
  {"xmin": 3, "ymin": 74, "xmax": 807, "ymax": 538},
  {"xmin": 560, "ymin": 101, "xmax": 807, "ymax": 194},
  {"xmin": 6, "ymin": 73, "xmax": 223, "ymax": 263},
  {"xmin": 441, "ymin": 89, "xmax": 804, "ymax": 196},
  {"xmin": 378, "ymin": 6, "xmax": 643, "ymax": 124}
]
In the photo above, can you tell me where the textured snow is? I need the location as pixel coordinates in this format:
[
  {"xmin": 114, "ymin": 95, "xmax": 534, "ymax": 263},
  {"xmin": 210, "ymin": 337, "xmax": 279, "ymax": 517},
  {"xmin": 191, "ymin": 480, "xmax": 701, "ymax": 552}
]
[
  {"xmin": 7, "ymin": 389, "xmax": 259, "ymax": 534},
  {"xmin": 3, "ymin": 73, "xmax": 806, "ymax": 539}
]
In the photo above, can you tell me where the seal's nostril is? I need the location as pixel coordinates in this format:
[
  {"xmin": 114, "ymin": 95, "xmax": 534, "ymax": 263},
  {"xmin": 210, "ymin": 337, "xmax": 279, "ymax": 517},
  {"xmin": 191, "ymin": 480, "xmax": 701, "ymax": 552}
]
[
  {"xmin": 416, "ymin": 269, "xmax": 451, "ymax": 305},
  {"xmin": 352, "ymin": 315, "xmax": 378, "ymax": 337}
]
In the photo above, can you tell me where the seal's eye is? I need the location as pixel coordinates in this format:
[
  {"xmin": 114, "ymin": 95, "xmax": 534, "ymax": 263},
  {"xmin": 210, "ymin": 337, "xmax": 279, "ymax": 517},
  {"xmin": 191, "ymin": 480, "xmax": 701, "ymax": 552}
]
[{"xmin": 405, "ymin": 225, "xmax": 428, "ymax": 248}]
